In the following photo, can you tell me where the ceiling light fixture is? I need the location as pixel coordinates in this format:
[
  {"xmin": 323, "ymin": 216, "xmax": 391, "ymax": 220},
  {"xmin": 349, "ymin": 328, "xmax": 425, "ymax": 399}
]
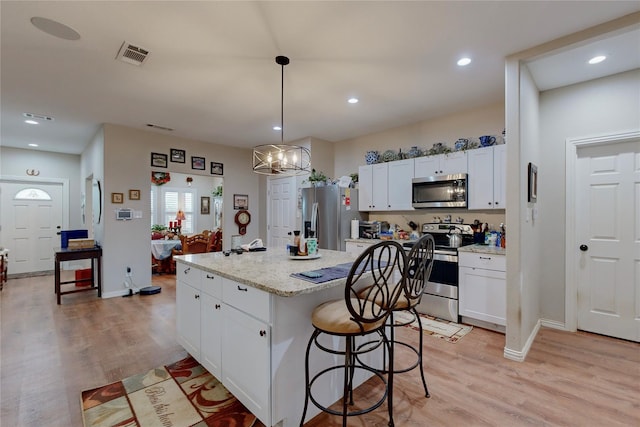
[
  {"xmin": 31, "ymin": 17, "xmax": 80, "ymax": 41},
  {"xmin": 348, "ymin": 97, "xmax": 359, "ymax": 104},
  {"xmin": 252, "ymin": 56, "xmax": 311, "ymax": 176},
  {"xmin": 28, "ymin": 143, "xmax": 39, "ymax": 147},
  {"xmin": 457, "ymin": 57, "xmax": 472, "ymax": 66},
  {"xmin": 25, "ymin": 120, "xmax": 39, "ymax": 125},
  {"xmin": 588, "ymin": 55, "xmax": 607, "ymax": 64}
]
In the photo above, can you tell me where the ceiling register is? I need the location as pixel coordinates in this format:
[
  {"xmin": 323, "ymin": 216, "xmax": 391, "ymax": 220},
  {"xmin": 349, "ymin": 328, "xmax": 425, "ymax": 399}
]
[{"xmin": 252, "ymin": 56, "xmax": 311, "ymax": 176}]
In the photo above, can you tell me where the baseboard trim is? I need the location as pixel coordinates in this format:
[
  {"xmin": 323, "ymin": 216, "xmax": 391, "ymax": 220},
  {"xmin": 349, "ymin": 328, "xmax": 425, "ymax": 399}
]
[
  {"xmin": 101, "ymin": 289, "xmax": 134, "ymax": 299},
  {"xmin": 503, "ymin": 319, "xmax": 542, "ymax": 362},
  {"xmin": 540, "ymin": 318, "xmax": 566, "ymax": 330}
]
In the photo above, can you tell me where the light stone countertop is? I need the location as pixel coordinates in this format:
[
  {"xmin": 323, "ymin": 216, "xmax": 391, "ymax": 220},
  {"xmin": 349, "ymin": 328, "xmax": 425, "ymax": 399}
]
[
  {"xmin": 174, "ymin": 249, "xmax": 359, "ymax": 298},
  {"xmin": 458, "ymin": 244, "xmax": 506, "ymax": 255}
]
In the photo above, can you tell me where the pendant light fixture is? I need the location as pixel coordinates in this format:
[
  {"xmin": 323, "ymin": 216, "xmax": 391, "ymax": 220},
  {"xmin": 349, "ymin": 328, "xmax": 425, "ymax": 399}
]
[{"xmin": 252, "ymin": 56, "xmax": 311, "ymax": 175}]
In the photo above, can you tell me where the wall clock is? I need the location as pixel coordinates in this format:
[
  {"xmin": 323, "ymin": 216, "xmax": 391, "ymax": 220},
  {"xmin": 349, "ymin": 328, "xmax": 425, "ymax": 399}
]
[{"xmin": 234, "ymin": 210, "xmax": 251, "ymax": 235}]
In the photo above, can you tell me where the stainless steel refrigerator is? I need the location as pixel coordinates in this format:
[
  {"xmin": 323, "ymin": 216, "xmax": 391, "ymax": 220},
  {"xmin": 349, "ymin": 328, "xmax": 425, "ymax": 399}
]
[{"xmin": 301, "ymin": 186, "xmax": 362, "ymax": 252}]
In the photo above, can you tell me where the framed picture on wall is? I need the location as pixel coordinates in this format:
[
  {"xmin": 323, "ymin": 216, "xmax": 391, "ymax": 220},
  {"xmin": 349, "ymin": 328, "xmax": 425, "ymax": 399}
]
[
  {"xmin": 233, "ymin": 194, "xmax": 248, "ymax": 210},
  {"xmin": 151, "ymin": 152, "xmax": 168, "ymax": 168},
  {"xmin": 201, "ymin": 196, "xmax": 210, "ymax": 215},
  {"xmin": 111, "ymin": 192, "xmax": 124, "ymax": 204},
  {"xmin": 191, "ymin": 156, "xmax": 205, "ymax": 170},
  {"xmin": 211, "ymin": 161, "xmax": 224, "ymax": 176},
  {"xmin": 128, "ymin": 189, "xmax": 141, "ymax": 200},
  {"xmin": 170, "ymin": 148, "xmax": 186, "ymax": 163},
  {"xmin": 528, "ymin": 162, "xmax": 538, "ymax": 203}
]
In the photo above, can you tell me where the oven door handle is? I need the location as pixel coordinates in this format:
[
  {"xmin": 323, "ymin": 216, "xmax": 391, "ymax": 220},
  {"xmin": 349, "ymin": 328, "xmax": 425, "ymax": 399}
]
[{"xmin": 432, "ymin": 253, "xmax": 458, "ymax": 263}]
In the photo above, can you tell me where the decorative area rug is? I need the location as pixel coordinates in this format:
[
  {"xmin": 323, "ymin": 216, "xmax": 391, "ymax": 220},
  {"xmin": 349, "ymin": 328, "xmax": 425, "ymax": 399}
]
[
  {"xmin": 395, "ymin": 312, "xmax": 473, "ymax": 343},
  {"xmin": 81, "ymin": 356, "xmax": 261, "ymax": 427}
]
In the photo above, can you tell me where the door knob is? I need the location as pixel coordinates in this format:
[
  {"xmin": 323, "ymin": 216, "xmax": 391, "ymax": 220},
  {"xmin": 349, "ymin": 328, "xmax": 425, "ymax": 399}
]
[{"xmin": 579, "ymin": 244, "xmax": 588, "ymax": 251}]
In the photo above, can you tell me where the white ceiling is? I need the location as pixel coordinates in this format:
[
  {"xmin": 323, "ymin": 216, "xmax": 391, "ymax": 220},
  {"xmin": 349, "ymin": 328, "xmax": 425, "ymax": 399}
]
[{"xmin": 1, "ymin": 1, "xmax": 639, "ymax": 155}]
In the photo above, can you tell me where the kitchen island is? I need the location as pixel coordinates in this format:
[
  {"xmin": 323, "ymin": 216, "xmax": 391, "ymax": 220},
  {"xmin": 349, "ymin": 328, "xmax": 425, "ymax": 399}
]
[{"xmin": 174, "ymin": 249, "xmax": 378, "ymax": 427}]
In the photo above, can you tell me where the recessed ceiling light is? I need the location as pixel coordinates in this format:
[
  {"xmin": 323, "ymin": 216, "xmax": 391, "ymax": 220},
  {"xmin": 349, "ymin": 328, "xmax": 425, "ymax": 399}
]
[
  {"xmin": 28, "ymin": 143, "xmax": 39, "ymax": 147},
  {"xmin": 588, "ymin": 55, "xmax": 606, "ymax": 64},
  {"xmin": 23, "ymin": 112, "xmax": 54, "ymax": 121},
  {"xmin": 31, "ymin": 17, "xmax": 80, "ymax": 41},
  {"xmin": 457, "ymin": 57, "xmax": 472, "ymax": 66},
  {"xmin": 348, "ymin": 97, "xmax": 359, "ymax": 104},
  {"xmin": 25, "ymin": 120, "xmax": 39, "ymax": 125},
  {"xmin": 273, "ymin": 125, "xmax": 282, "ymax": 131}
]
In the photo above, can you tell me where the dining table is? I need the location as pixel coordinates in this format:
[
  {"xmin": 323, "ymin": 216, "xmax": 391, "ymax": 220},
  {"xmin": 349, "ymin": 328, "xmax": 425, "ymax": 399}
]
[{"xmin": 151, "ymin": 239, "xmax": 182, "ymax": 260}]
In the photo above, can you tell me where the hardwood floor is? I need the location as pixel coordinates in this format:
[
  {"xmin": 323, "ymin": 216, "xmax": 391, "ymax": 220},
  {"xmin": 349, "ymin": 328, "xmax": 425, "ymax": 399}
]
[{"xmin": 1, "ymin": 273, "xmax": 638, "ymax": 427}]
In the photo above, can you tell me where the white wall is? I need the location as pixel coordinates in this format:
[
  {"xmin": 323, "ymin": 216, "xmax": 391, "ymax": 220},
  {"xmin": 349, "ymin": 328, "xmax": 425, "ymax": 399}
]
[
  {"xmin": 91, "ymin": 124, "xmax": 258, "ymax": 297},
  {"xmin": 0, "ymin": 147, "xmax": 82, "ymax": 228},
  {"xmin": 334, "ymin": 102, "xmax": 505, "ymax": 177},
  {"xmin": 539, "ymin": 68, "xmax": 640, "ymax": 323}
]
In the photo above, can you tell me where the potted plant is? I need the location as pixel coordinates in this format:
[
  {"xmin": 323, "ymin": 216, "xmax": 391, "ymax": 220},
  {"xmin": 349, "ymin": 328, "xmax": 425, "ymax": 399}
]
[{"xmin": 306, "ymin": 169, "xmax": 328, "ymax": 186}]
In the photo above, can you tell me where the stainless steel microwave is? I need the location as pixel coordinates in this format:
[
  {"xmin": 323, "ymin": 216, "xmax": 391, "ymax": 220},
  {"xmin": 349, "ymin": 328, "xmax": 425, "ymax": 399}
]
[{"xmin": 412, "ymin": 174, "xmax": 467, "ymax": 208}]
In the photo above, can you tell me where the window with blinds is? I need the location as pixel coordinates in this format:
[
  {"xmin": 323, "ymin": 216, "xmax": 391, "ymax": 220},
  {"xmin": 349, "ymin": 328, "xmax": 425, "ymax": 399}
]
[{"xmin": 150, "ymin": 186, "xmax": 195, "ymax": 233}]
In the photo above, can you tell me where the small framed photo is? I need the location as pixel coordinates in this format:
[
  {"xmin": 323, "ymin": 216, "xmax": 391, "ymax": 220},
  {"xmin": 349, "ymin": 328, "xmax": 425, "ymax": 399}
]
[
  {"xmin": 151, "ymin": 152, "xmax": 168, "ymax": 168},
  {"xmin": 233, "ymin": 194, "xmax": 248, "ymax": 210},
  {"xmin": 170, "ymin": 148, "xmax": 186, "ymax": 163},
  {"xmin": 201, "ymin": 196, "xmax": 210, "ymax": 215},
  {"xmin": 111, "ymin": 192, "xmax": 124, "ymax": 204},
  {"xmin": 528, "ymin": 162, "xmax": 538, "ymax": 203},
  {"xmin": 211, "ymin": 161, "xmax": 224, "ymax": 176},
  {"xmin": 191, "ymin": 156, "xmax": 205, "ymax": 170},
  {"xmin": 129, "ymin": 189, "xmax": 141, "ymax": 200}
]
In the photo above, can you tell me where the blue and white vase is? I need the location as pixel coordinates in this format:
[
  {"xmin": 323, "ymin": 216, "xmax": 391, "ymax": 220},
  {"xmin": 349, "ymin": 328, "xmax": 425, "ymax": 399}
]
[
  {"xmin": 408, "ymin": 146, "xmax": 422, "ymax": 158},
  {"xmin": 365, "ymin": 150, "xmax": 379, "ymax": 165}
]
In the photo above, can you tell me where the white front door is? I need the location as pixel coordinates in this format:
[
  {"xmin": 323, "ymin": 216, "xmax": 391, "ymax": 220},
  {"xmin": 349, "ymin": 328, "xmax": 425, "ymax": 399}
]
[
  {"xmin": 267, "ymin": 176, "xmax": 296, "ymax": 250},
  {"xmin": 0, "ymin": 181, "xmax": 64, "ymax": 274},
  {"xmin": 575, "ymin": 138, "xmax": 640, "ymax": 342}
]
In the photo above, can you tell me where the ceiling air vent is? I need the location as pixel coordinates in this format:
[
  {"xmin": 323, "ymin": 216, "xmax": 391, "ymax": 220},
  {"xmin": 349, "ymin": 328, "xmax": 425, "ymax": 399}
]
[{"xmin": 116, "ymin": 41, "xmax": 149, "ymax": 66}]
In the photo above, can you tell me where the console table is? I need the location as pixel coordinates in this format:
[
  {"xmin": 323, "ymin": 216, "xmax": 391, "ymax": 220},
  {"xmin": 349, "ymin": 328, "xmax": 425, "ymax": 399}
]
[{"xmin": 54, "ymin": 246, "xmax": 102, "ymax": 304}]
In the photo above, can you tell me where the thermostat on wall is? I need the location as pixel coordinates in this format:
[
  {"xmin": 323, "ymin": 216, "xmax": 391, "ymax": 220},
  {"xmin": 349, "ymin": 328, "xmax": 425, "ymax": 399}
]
[{"xmin": 115, "ymin": 208, "xmax": 133, "ymax": 221}]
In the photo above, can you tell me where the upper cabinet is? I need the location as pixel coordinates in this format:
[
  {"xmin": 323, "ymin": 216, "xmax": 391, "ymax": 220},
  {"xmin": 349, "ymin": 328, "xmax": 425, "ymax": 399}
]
[
  {"xmin": 358, "ymin": 146, "xmax": 505, "ymax": 212},
  {"xmin": 414, "ymin": 151, "xmax": 468, "ymax": 177},
  {"xmin": 359, "ymin": 159, "xmax": 414, "ymax": 211},
  {"xmin": 467, "ymin": 145, "xmax": 506, "ymax": 210}
]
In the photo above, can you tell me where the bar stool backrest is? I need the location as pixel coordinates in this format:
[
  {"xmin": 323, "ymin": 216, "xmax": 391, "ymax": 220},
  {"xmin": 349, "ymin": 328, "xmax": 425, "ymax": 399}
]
[
  {"xmin": 346, "ymin": 240, "xmax": 406, "ymax": 334},
  {"xmin": 404, "ymin": 234, "xmax": 435, "ymax": 303}
]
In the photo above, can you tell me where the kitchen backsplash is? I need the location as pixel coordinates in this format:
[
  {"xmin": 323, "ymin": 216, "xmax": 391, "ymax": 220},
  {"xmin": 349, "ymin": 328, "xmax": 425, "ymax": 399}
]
[{"xmin": 367, "ymin": 210, "xmax": 506, "ymax": 232}]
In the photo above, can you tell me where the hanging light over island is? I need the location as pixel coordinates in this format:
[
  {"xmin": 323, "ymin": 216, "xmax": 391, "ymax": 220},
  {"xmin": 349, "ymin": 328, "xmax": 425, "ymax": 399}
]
[{"xmin": 252, "ymin": 56, "xmax": 311, "ymax": 176}]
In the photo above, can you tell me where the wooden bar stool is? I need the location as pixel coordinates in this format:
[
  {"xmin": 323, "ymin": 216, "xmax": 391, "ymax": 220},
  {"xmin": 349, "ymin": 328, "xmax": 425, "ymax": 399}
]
[{"xmin": 300, "ymin": 241, "xmax": 406, "ymax": 427}]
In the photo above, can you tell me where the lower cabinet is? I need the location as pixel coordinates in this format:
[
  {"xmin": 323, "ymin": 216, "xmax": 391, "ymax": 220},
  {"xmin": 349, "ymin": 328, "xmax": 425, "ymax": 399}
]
[
  {"xmin": 176, "ymin": 262, "xmax": 271, "ymax": 425},
  {"xmin": 345, "ymin": 240, "xmax": 374, "ymax": 256},
  {"xmin": 458, "ymin": 252, "xmax": 506, "ymax": 327}
]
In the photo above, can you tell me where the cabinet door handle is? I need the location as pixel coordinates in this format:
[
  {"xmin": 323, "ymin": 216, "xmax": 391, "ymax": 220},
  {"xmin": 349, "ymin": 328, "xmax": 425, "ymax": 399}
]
[
  {"xmin": 494, "ymin": 201, "xmax": 499, "ymax": 205},
  {"xmin": 237, "ymin": 285, "xmax": 248, "ymax": 292},
  {"xmin": 206, "ymin": 274, "xmax": 215, "ymax": 279},
  {"xmin": 479, "ymin": 256, "xmax": 492, "ymax": 260},
  {"xmin": 215, "ymin": 304, "xmax": 221, "ymax": 309},
  {"xmin": 194, "ymin": 294, "xmax": 200, "ymax": 299},
  {"xmin": 259, "ymin": 330, "xmax": 267, "ymax": 337},
  {"xmin": 184, "ymin": 267, "xmax": 191, "ymax": 274},
  {"xmin": 488, "ymin": 202, "xmax": 492, "ymax": 205}
]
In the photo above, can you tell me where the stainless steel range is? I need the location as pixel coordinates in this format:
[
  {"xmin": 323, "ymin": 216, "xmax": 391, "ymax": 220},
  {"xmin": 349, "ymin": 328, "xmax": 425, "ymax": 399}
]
[{"xmin": 403, "ymin": 223, "xmax": 474, "ymax": 322}]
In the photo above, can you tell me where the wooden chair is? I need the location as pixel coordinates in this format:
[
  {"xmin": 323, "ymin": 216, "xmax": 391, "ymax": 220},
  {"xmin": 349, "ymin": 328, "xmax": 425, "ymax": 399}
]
[
  {"xmin": 208, "ymin": 229, "xmax": 222, "ymax": 252},
  {"xmin": 176, "ymin": 232, "xmax": 211, "ymax": 255}
]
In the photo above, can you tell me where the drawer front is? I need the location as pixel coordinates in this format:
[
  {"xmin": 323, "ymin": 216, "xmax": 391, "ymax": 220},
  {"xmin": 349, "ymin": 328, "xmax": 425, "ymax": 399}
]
[
  {"xmin": 345, "ymin": 241, "xmax": 373, "ymax": 256},
  {"xmin": 177, "ymin": 262, "xmax": 201, "ymax": 289},
  {"xmin": 223, "ymin": 280, "xmax": 271, "ymax": 323},
  {"xmin": 459, "ymin": 252, "xmax": 506, "ymax": 271},
  {"xmin": 201, "ymin": 270, "xmax": 222, "ymax": 299}
]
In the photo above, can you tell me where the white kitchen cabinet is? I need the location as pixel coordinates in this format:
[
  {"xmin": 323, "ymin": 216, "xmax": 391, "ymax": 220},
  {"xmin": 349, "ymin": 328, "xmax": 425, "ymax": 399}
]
[
  {"xmin": 176, "ymin": 262, "xmax": 272, "ymax": 425},
  {"xmin": 345, "ymin": 240, "xmax": 374, "ymax": 256},
  {"xmin": 359, "ymin": 159, "xmax": 413, "ymax": 211},
  {"xmin": 387, "ymin": 158, "xmax": 414, "ymax": 210},
  {"xmin": 467, "ymin": 145, "xmax": 506, "ymax": 210},
  {"xmin": 176, "ymin": 280, "xmax": 201, "ymax": 358},
  {"xmin": 414, "ymin": 151, "xmax": 467, "ymax": 177},
  {"xmin": 458, "ymin": 251, "xmax": 506, "ymax": 327},
  {"xmin": 222, "ymin": 304, "xmax": 271, "ymax": 423}
]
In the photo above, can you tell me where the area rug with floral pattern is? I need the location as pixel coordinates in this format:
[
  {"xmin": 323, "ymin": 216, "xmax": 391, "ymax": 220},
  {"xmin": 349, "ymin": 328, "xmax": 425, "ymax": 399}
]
[
  {"xmin": 81, "ymin": 355, "xmax": 262, "ymax": 427},
  {"xmin": 395, "ymin": 311, "xmax": 473, "ymax": 343}
]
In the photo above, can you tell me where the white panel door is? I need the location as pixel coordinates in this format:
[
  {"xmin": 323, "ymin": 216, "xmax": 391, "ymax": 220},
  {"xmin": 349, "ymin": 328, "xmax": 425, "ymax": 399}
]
[
  {"xmin": 576, "ymin": 139, "xmax": 640, "ymax": 342},
  {"xmin": 268, "ymin": 176, "xmax": 296, "ymax": 250},
  {"xmin": 0, "ymin": 181, "xmax": 63, "ymax": 274}
]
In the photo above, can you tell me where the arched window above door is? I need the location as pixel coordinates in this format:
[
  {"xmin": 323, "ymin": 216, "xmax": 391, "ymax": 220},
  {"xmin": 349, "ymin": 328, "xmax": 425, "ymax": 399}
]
[{"xmin": 14, "ymin": 188, "xmax": 52, "ymax": 200}]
